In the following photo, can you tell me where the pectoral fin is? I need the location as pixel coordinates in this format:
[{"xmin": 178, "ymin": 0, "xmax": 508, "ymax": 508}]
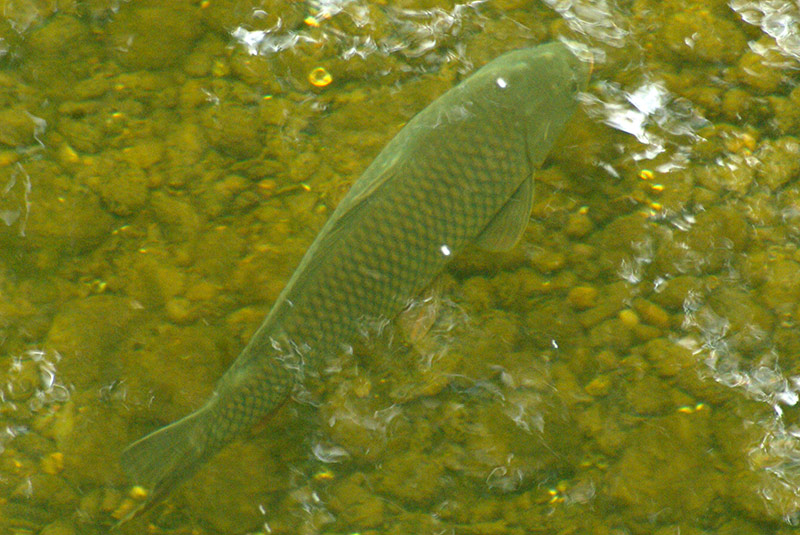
[{"xmin": 474, "ymin": 176, "xmax": 534, "ymax": 252}]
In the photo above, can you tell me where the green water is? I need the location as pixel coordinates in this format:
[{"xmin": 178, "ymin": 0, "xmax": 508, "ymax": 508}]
[{"xmin": 2, "ymin": 0, "xmax": 800, "ymax": 533}]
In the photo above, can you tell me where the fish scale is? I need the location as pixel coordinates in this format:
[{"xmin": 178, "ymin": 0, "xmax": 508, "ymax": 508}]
[{"xmin": 120, "ymin": 41, "xmax": 590, "ymax": 514}]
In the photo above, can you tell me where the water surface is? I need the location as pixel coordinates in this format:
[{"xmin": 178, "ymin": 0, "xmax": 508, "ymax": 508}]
[{"xmin": 2, "ymin": 1, "xmax": 800, "ymax": 534}]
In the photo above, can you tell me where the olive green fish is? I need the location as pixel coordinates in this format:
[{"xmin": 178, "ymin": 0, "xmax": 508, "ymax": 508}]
[{"xmin": 121, "ymin": 41, "xmax": 590, "ymax": 508}]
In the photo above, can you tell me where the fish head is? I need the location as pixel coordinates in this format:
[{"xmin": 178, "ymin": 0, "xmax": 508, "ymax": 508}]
[{"xmin": 467, "ymin": 42, "xmax": 591, "ymax": 166}]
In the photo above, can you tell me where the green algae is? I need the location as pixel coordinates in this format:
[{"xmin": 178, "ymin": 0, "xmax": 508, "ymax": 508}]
[{"xmin": 2, "ymin": 1, "xmax": 800, "ymax": 534}]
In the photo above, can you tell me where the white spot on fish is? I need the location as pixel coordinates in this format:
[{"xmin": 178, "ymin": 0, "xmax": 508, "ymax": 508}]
[
  {"xmin": 496, "ymin": 77, "xmax": 507, "ymax": 89},
  {"xmin": 440, "ymin": 244, "xmax": 451, "ymax": 256}
]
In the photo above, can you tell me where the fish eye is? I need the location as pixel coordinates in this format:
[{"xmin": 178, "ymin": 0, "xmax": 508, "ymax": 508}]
[{"xmin": 568, "ymin": 74, "xmax": 579, "ymax": 94}]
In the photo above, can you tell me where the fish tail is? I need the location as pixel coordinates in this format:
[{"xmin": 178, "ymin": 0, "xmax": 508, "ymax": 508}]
[{"xmin": 120, "ymin": 404, "xmax": 215, "ymax": 510}]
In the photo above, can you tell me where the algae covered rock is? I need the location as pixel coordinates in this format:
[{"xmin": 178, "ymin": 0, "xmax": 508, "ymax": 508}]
[
  {"xmin": 377, "ymin": 449, "xmax": 445, "ymax": 506},
  {"xmin": 759, "ymin": 257, "xmax": 800, "ymax": 314},
  {"xmin": 201, "ymin": 103, "xmax": 263, "ymax": 160},
  {"xmin": 662, "ymin": 7, "xmax": 746, "ymax": 64},
  {"xmin": 328, "ymin": 472, "xmax": 386, "ymax": 528},
  {"xmin": 734, "ymin": 38, "xmax": 792, "ymax": 94},
  {"xmin": 596, "ymin": 212, "xmax": 651, "ymax": 272},
  {"xmin": 148, "ymin": 190, "xmax": 202, "ymax": 241},
  {"xmin": 200, "ymin": 0, "xmax": 304, "ymax": 34},
  {"xmin": 683, "ymin": 206, "xmax": 749, "ymax": 272},
  {"xmin": 652, "ymin": 275, "xmax": 704, "ymax": 311},
  {"xmin": 694, "ymin": 154, "xmax": 755, "ymax": 195},
  {"xmin": 23, "ymin": 14, "xmax": 100, "ymax": 85},
  {"xmin": 770, "ymin": 87, "xmax": 800, "ymax": 135},
  {"xmin": 0, "ymin": 162, "xmax": 113, "ymax": 254},
  {"xmin": 526, "ymin": 299, "xmax": 583, "ymax": 350},
  {"xmin": 185, "ymin": 439, "xmax": 297, "ymax": 534},
  {"xmin": 632, "ymin": 298, "xmax": 670, "ymax": 329},
  {"xmin": 45, "ymin": 295, "xmax": 139, "ymax": 388},
  {"xmin": 567, "ymin": 285, "xmax": 599, "ymax": 310},
  {"xmin": 606, "ymin": 411, "xmax": 717, "ymax": 522},
  {"xmin": 107, "ymin": 4, "xmax": 202, "ymax": 70},
  {"xmin": 13, "ymin": 473, "xmax": 76, "ymax": 513},
  {"xmin": 625, "ymin": 375, "xmax": 675, "ymax": 415},
  {"xmin": 589, "ymin": 318, "xmax": 633, "ymax": 352},
  {"xmin": 40, "ymin": 520, "xmax": 76, "ymax": 535},
  {"xmin": 83, "ymin": 158, "xmax": 149, "ymax": 216},
  {"xmin": 706, "ymin": 286, "xmax": 775, "ymax": 352},
  {"xmin": 756, "ymin": 136, "xmax": 800, "ymax": 191},
  {"xmin": 0, "ymin": 106, "xmax": 39, "ymax": 147},
  {"xmin": 49, "ymin": 396, "xmax": 128, "ymax": 490},
  {"xmin": 642, "ymin": 337, "xmax": 698, "ymax": 377}
]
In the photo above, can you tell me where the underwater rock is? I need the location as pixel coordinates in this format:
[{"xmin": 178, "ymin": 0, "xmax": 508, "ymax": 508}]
[{"xmin": 108, "ymin": 5, "xmax": 202, "ymax": 70}]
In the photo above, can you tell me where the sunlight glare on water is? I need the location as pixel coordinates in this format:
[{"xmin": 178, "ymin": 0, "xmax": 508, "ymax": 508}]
[
  {"xmin": 232, "ymin": 0, "xmax": 486, "ymax": 69},
  {"xmin": 731, "ymin": 0, "xmax": 800, "ymax": 60},
  {"xmin": 544, "ymin": 0, "xmax": 629, "ymax": 51}
]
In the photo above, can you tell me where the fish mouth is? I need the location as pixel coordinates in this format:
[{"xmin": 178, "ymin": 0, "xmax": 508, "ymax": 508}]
[
  {"xmin": 555, "ymin": 41, "xmax": 593, "ymax": 92},
  {"xmin": 572, "ymin": 51, "xmax": 593, "ymax": 93}
]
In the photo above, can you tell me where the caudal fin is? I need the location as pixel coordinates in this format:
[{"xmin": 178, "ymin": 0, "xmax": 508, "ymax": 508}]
[{"xmin": 120, "ymin": 406, "xmax": 214, "ymax": 516}]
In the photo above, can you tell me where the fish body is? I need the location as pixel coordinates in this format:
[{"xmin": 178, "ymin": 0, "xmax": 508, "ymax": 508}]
[{"xmin": 121, "ymin": 42, "xmax": 590, "ymax": 505}]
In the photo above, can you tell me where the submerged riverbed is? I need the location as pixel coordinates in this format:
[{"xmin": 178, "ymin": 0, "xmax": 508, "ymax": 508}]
[{"xmin": 2, "ymin": 1, "xmax": 800, "ymax": 534}]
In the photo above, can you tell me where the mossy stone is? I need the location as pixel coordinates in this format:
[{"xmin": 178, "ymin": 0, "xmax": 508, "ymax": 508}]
[
  {"xmin": 756, "ymin": 137, "xmax": 800, "ymax": 191},
  {"xmin": 377, "ymin": 450, "xmax": 444, "ymax": 506},
  {"xmin": 663, "ymin": 9, "xmax": 746, "ymax": 64},
  {"xmin": 108, "ymin": 5, "xmax": 202, "ymax": 70}
]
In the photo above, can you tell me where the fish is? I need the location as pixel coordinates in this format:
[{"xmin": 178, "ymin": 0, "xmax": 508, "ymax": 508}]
[{"xmin": 120, "ymin": 41, "xmax": 591, "ymax": 511}]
